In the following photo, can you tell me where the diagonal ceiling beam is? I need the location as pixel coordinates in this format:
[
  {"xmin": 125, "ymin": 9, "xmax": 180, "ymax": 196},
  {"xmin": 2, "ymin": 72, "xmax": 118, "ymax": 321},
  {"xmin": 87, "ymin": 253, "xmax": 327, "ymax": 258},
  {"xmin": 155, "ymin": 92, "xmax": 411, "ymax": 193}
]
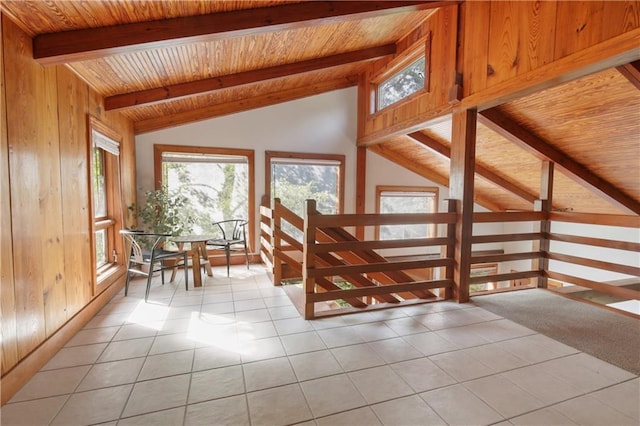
[
  {"xmin": 134, "ymin": 76, "xmax": 358, "ymax": 134},
  {"xmin": 33, "ymin": 1, "xmax": 449, "ymax": 65},
  {"xmin": 105, "ymin": 44, "xmax": 395, "ymax": 111},
  {"xmin": 408, "ymin": 132, "xmax": 538, "ymax": 204},
  {"xmin": 479, "ymin": 108, "xmax": 640, "ymax": 215},
  {"xmin": 368, "ymin": 142, "xmax": 504, "ymax": 212},
  {"xmin": 616, "ymin": 60, "xmax": 640, "ymax": 90}
]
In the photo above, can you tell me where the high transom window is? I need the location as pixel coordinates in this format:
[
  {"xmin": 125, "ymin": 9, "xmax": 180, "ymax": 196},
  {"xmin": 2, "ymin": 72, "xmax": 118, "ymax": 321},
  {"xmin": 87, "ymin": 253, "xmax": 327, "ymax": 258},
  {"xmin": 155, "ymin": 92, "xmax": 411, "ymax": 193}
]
[{"xmin": 377, "ymin": 56, "xmax": 426, "ymax": 111}]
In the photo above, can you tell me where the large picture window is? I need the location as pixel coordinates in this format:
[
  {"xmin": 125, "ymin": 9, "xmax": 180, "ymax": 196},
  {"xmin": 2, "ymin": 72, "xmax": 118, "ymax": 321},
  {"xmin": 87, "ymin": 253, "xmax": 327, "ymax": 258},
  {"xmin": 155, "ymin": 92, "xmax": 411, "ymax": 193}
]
[
  {"xmin": 375, "ymin": 186, "xmax": 438, "ymax": 240},
  {"xmin": 266, "ymin": 151, "xmax": 345, "ymax": 217},
  {"xmin": 89, "ymin": 117, "xmax": 123, "ymax": 285},
  {"xmin": 154, "ymin": 145, "xmax": 255, "ymax": 247}
]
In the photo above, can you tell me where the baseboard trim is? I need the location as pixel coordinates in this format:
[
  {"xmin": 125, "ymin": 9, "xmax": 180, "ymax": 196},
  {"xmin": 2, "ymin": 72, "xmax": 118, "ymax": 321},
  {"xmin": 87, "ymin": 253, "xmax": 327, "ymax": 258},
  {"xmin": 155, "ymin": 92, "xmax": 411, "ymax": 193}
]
[{"xmin": 1, "ymin": 273, "xmax": 125, "ymax": 405}]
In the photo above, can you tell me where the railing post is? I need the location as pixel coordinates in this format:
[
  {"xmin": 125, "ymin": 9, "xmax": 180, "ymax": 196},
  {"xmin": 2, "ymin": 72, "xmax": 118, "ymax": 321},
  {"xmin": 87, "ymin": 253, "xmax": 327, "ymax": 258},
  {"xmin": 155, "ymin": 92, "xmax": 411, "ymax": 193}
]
[
  {"xmin": 533, "ymin": 161, "xmax": 554, "ymax": 288},
  {"xmin": 449, "ymin": 109, "xmax": 476, "ymax": 303},
  {"xmin": 303, "ymin": 199, "xmax": 317, "ymax": 319},
  {"xmin": 443, "ymin": 199, "xmax": 457, "ymax": 300},
  {"xmin": 272, "ymin": 198, "xmax": 283, "ymax": 286}
]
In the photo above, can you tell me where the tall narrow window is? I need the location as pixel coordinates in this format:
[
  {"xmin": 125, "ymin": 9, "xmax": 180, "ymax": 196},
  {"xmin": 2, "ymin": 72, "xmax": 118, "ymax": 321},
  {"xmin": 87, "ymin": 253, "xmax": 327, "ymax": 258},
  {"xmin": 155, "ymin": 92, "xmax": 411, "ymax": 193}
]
[
  {"xmin": 89, "ymin": 118, "xmax": 123, "ymax": 283},
  {"xmin": 154, "ymin": 145, "xmax": 255, "ymax": 245},
  {"xmin": 376, "ymin": 186, "xmax": 438, "ymax": 240}
]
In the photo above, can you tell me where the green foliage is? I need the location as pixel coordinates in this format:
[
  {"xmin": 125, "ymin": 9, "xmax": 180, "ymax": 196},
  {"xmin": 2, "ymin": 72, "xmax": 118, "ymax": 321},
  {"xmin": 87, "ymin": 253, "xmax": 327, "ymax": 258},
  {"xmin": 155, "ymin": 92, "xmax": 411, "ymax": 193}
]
[{"xmin": 128, "ymin": 186, "xmax": 196, "ymax": 236}]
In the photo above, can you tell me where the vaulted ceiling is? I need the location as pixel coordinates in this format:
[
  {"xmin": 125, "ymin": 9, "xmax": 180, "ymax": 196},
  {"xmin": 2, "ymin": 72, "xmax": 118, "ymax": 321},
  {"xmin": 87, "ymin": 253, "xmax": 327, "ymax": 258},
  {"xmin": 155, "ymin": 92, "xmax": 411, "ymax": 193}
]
[{"xmin": 2, "ymin": 0, "xmax": 639, "ymax": 215}]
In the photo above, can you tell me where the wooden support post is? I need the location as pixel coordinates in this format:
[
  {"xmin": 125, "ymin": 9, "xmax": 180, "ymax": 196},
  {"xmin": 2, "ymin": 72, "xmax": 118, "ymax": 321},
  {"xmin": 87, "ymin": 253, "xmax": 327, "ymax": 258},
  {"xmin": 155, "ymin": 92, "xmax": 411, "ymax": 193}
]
[
  {"xmin": 443, "ymin": 199, "xmax": 457, "ymax": 300},
  {"xmin": 533, "ymin": 161, "xmax": 554, "ymax": 288},
  {"xmin": 449, "ymin": 109, "xmax": 477, "ymax": 303},
  {"xmin": 272, "ymin": 198, "xmax": 283, "ymax": 286},
  {"xmin": 355, "ymin": 146, "xmax": 367, "ymax": 240},
  {"xmin": 303, "ymin": 199, "xmax": 317, "ymax": 319}
]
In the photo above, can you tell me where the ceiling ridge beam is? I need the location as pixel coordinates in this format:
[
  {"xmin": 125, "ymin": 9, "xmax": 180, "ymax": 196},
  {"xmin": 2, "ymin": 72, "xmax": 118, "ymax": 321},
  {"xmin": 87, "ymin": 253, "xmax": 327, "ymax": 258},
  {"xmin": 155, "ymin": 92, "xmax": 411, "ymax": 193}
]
[
  {"xmin": 33, "ymin": 1, "xmax": 449, "ymax": 65},
  {"xmin": 479, "ymin": 108, "xmax": 640, "ymax": 215},
  {"xmin": 106, "ymin": 44, "xmax": 395, "ymax": 111},
  {"xmin": 407, "ymin": 132, "xmax": 538, "ymax": 204}
]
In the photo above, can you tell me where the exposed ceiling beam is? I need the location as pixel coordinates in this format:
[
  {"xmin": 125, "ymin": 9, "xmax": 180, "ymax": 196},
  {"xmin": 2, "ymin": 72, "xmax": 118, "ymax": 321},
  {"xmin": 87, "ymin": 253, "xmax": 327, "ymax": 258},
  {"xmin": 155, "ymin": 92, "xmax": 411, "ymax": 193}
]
[
  {"xmin": 106, "ymin": 44, "xmax": 394, "ymax": 111},
  {"xmin": 368, "ymin": 142, "xmax": 503, "ymax": 212},
  {"xmin": 32, "ymin": 1, "xmax": 449, "ymax": 65},
  {"xmin": 616, "ymin": 60, "xmax": 640, "ymax": 90},
  {"xmin": 479, "ymin": 108, "xmax": 640, "ymax": 215},
  {"xmin": 408, "ymin": 132, "xmax": 538, "ymax": 204},
  {"xmin": 134, "ymin": 75, "xmax": 358, "ymax": 134}
]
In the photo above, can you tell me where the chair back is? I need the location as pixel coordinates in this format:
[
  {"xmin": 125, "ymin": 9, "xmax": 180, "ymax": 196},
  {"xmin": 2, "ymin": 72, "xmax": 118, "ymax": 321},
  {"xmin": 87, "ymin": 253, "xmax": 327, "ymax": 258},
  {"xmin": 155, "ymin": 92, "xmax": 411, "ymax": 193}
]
[
  {"xmin": 120, "ymin": 230, "xmax": 169, "ymax": 262},
  {"xmin": 213, "ymin": 219, "xmax": 247, "ymax": 242}
]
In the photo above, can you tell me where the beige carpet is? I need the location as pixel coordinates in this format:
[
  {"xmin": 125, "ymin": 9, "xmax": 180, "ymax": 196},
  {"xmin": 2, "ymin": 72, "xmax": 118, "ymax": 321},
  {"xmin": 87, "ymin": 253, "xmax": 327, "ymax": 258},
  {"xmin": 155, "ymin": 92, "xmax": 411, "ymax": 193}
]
[{"xmin": 473, "ymin": 288, "xmax": 640, "ymax": 375}]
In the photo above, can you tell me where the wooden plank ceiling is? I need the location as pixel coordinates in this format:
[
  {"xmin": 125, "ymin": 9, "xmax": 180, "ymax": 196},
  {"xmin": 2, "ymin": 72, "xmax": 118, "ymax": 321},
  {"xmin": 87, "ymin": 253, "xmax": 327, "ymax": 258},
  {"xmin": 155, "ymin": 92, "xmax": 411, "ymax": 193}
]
[
  {"xmin": 2, "ymin": 0, "xmax": 638, "ymax": 215},
  {"xmin": 373, "ymin": 68, "xmax": 640, "ymax": 215}
]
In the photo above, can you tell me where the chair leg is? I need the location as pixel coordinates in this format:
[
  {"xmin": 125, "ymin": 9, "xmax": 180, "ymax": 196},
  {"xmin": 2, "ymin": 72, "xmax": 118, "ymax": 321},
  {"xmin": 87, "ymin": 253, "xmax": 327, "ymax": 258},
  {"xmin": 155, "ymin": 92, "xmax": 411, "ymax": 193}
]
[
  {"xmin": 225, "ymin": 245, "xmax": 231, "ymax": 277},
  {"xmin": 145, "ymin": 273, "xmax": 153, "ymax": 302},
  {"xmin": 243, "ymin": 241, "xmax": 250, "ymax": 269},
  {"xmin": 125, "ymin": 270, "xmax": 132, "ymax": 296}
]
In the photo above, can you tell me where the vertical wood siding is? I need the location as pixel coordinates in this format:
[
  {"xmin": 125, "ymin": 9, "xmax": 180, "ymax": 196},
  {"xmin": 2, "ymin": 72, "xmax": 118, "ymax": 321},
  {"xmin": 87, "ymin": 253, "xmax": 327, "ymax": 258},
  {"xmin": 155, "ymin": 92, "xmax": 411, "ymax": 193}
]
[
  {"xmin": 465, "ymin": 0, "xmax": 639, "ymax": 96},
  {"xmin": 1, "ymin": 14, "xmax": 135, "ymax": 376}
]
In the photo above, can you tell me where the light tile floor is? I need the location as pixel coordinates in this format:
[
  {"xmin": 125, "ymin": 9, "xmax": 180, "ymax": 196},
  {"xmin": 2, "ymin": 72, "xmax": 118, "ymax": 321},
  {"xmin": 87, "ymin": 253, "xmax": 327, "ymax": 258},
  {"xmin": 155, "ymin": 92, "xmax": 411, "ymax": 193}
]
[{"xmin": 2, "ymin": 265, "xmax": 638, "ymax": 426}]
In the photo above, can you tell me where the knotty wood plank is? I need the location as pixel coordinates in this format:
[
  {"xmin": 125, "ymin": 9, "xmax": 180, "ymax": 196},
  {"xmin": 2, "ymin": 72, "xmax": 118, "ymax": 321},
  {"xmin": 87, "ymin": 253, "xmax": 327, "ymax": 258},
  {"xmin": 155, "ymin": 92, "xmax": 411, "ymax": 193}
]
[
  {"xmin": 38, "ymin": 64, "xmax": 68, "ymax": 337},
  {"xmin": 56, "ymin": 66, "xmax": 93, "ymax": 315},
  {"xmin": 479, "ymin": 107, "xmax": 640, "ymax": 215},
  {"xmin": 33, "ymin": 1, "xmax": 447, "ymax": 64},
  {"xmin": 0, "ymin": 14, "xmax": 19, "ymax": 375},
  {"xmin": 106, "ymin": 45, "xmax": 395, "ymax": 110},
  {"xmin": 460, "ymin": 26, "xmax": 640, "ymax": 111},
  {"xmin": 554, "ymin": 1, "xmax": 605, "ymax": 59},
  {"xmin": 461, "ymin": 0, "xmax": 490, "ymax": 97},
  {"xmin": 5, "ymin": 16, "xmax": 48, "ymax": 357},
  {"xmin": 486, "ymin": 0, "xmax": 519, "ymax": 85},
  {"xmin": 516, "ymin": 0, "xmax": 557, "ymax": 74}
]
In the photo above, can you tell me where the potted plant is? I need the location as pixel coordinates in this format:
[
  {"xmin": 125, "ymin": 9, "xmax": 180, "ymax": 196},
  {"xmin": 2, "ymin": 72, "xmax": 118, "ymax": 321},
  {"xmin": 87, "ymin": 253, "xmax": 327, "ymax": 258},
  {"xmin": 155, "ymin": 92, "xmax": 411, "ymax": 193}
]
[{"xmin": 128, "ymin": 186, "xmax": 196, "ymax": 240}]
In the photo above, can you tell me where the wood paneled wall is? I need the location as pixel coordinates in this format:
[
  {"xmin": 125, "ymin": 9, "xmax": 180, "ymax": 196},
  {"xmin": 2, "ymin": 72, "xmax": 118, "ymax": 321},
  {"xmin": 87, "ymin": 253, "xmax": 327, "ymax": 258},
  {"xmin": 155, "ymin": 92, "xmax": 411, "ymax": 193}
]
[
  {"xmin": 358, "ymin": 0, "xmax": 640, "ymax": 144},
  {"xmin": 1, "ymin": 13, "xmax": 136, "ymax": 393},
  {"xmin": 358, "ymin": 5, "xmax": 458, "ymax": 145},
  {"xmin": 461, "ymin": 0, "xmax": 639, "ymax": 96}
]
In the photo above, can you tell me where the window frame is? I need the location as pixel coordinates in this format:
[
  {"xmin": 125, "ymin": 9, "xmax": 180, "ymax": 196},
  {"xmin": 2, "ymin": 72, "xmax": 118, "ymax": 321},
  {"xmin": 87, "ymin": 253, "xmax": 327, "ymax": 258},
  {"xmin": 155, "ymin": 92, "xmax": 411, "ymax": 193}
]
[
  {"xmin": 153, "ymin": 144, "xmax": 255, "ymax": 257},
  {"xmin": 88, "ymin": 116, "xmax": 124, "ymax": 294},
  {"xmin": 265, "ymin": 150, "xmax": 346, "ymax": 215},
  {"xmin": 374, "ymin": 185, "xmax": 439, "ymax": 241},
  {"xmin": 370, "ymin": 33, "xmax": 431, "ymax": 115}
]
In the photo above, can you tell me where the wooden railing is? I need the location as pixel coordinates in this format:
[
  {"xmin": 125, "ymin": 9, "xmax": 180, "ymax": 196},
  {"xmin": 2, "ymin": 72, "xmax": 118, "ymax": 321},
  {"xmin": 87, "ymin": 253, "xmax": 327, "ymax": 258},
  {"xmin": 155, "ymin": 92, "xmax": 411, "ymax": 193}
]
[
  {"xmin": 262, "ymin": 197, "xmax": 457, "ymax": 319},
  {"xmin": 470, "ymin": 211, "xmax": 544, "ymax": 290},
  {"xmin": 261, "ymin": 196, "xmax": 640, "ymax": 318},
  {"xmin": 545, "ymin": 212, "xmax": 640, "ymax": 301}
]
